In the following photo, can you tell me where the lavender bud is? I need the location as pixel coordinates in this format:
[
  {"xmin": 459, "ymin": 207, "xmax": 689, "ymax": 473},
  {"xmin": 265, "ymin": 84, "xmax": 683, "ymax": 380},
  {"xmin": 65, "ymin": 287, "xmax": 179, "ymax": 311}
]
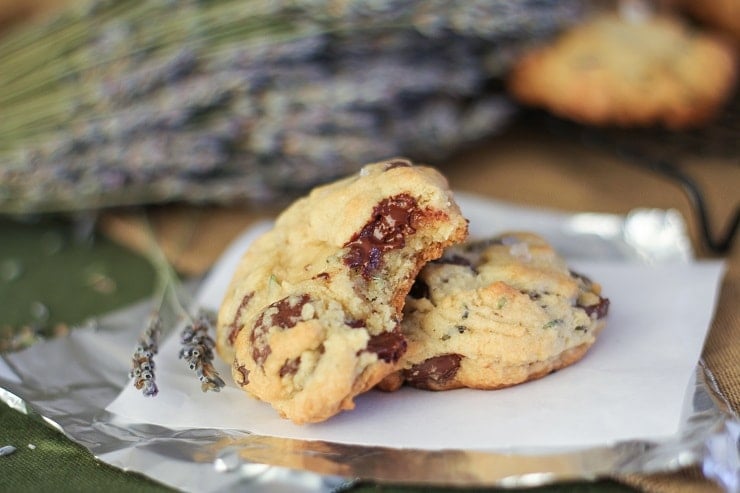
[{"xmin": 179, "ymin": 311, "xmax": 225, "ymax": 393}]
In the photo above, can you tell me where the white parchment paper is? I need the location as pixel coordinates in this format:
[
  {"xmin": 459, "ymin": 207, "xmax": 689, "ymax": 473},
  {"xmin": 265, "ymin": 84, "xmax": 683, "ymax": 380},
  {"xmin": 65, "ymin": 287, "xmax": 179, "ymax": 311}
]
[{"xmin": 106, "ymin": 195, "xmax": 725, "ymax": 452}]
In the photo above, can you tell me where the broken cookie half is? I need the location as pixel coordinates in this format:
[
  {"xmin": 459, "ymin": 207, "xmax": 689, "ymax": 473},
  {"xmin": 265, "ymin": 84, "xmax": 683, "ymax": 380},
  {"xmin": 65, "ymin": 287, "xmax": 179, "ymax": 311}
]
[{"xmin": 216, "ymin": 158, "xmax": 468, "ymax": 423}]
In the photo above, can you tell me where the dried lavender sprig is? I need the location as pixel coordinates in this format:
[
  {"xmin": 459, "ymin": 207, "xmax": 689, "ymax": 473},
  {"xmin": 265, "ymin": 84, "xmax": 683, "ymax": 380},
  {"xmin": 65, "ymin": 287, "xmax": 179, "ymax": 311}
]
[
  {"xmin": 178, "ymin": 311, "xmax": 225, "ymax": 393},
  {"xmin": 129, "ymin": 315, "xmax": 161, "ymax": 397},
  {"xmin": 128, "ymin": 213, "xmax": 227, "ymax": 396},
  {"xmin": 126, "ymin": 212, "xmax": 190, "ymax": 398}
]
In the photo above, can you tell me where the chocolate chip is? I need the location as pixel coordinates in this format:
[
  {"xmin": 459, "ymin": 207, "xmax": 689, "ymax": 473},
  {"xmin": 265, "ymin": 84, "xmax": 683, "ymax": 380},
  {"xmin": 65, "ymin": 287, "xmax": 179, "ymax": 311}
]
[
  {"xmin": 404, "ymin": 354, "xmax": 462, "ymax": 389},
  {"xmin": 279, "ymin": 357, "xmax": 301, "ymax": 377},
  {"xmin": 235, "ymin": 364, "xmax": 250, "ymax": 386},
  {"xmin": 463, "ymin": 237, "xmax": 504, "ymax": 253},
  {"xmin": 521, "ymin": 290, "xmax": 541, "ymax": 301},
  {"xmin": 435, "ymin": 254, "xmax": 474, "ymax": 270},
  {"xmin": 580, "ymin": 297, "xmax": 610, "ymax": 319},
  {"xmin": 251, "ymin": 343, "xmax": 271, "ymax": 368},
  {"xmin": 227, "ymin": 328, "xmax": 239, "ymax": 346},
  {"xmin": 251, "ymin": 294, "xmax": 311, "ymax": 366},
  {"xmin": 346, "ymin": 318, "xmax": 366, "ymax": 328},
  {"xmin": 570, "ymin": 270, "xmax": 593, "ymax": 285},
  {"xmin": 384, "ymin": 160, "xmax": 412, "ymax": 170},
  {"xmin": 227, "ymin": 291, "xmax": 254, "ymax": 346},
  {"xmin": 364, "ymin": 330, "xmax": 407, "ymax": 363},
  {"xmin": 343, "ymin": 194, "xmax": 419, "ymax": 279}
]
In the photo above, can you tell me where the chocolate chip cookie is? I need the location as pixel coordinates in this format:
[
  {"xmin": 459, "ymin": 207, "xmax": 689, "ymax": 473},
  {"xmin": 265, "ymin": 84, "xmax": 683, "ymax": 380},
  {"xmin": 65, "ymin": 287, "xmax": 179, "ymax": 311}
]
[
  {"xmin": 217, "ymin": 159, "xmax": 468, "ymax": 423},
  {"xmin": 508, "ymin": 12, "xmax": 737, "ymax": 129},
  {"xmin": 380, "ymin": 232, "xmax": 608, "ymax": 391}
]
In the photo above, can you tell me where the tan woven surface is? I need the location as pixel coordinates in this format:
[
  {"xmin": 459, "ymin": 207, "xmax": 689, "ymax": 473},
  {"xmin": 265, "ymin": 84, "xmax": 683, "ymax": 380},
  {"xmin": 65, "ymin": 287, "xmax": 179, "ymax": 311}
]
[{"xmin": 100, "ymin": 120, "xmax": 739, "ymax": 492}]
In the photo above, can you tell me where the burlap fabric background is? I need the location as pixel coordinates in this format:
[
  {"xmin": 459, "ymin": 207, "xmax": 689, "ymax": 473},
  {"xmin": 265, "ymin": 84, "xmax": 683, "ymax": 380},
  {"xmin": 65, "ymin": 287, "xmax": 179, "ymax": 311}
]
[{"xmin": 101, "ymin": 119, "xmax": 738, "ymax": 493}]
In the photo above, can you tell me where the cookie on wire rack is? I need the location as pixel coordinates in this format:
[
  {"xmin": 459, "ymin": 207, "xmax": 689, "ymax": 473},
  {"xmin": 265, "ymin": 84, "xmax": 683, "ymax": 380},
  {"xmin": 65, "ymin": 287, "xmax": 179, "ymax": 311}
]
[{"xmin": 508, "ymin": 11, "xmax": 737, "ymax": 129}]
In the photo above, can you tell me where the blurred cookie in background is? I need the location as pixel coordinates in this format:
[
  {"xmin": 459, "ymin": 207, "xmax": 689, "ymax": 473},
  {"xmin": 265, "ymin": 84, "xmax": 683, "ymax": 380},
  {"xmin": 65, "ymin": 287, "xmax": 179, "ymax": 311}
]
[{"xmin": 507, "ymin": 5, "xmax": 738, "ymax": 129}]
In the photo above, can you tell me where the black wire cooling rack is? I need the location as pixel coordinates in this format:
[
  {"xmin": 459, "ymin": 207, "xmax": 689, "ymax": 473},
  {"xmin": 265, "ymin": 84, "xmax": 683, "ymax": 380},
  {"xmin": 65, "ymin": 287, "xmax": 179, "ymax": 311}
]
[{"xmin": 542, "ymin": 94, "xmax": 740, "ymax": 256}]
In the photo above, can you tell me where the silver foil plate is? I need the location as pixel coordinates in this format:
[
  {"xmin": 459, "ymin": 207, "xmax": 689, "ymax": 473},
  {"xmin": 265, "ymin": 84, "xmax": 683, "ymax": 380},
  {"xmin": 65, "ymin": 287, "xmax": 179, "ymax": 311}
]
[{"xmin": 1, "ymin": 196, "xmax": 737, "ymax": 492}]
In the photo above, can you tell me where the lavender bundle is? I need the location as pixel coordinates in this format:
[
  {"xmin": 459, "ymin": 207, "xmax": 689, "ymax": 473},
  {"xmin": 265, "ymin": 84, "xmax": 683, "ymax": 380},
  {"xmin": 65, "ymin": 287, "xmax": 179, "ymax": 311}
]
[
  {"xmin": 129, "ymin": 214, "xmax": 224, "ymax": 396},
  {"xmin": 0, "ymin": 0, "xmax": 583, "ymax": 214}
]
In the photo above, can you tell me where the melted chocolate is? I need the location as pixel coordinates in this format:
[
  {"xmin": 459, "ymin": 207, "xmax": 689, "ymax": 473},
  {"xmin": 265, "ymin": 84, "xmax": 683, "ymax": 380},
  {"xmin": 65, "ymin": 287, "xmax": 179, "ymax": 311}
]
[
  {"xmin": 250, "ymin": 294, "xmax": 311, "ymax": 366},
  {"xmin": 384, "ymin": 160, "xmax": 412, "ymax": 171},
  {"xmin": 404, "ymin": 354, "xmax": 462, "ymax": 389},
  {"xmin": 346, "ymin": 319, "xmax": 366, "ymax": 328},
  {"xmin": 235, "ymin": 364, "xmax": 250, "ymax": 386},
  {"xmin": 227, "ymin": 292, "xmax": 254, "ymax": 346},
  {"xmin": 435, "ymin": 254, "xmax": 474, "ymax": 269},
  {"xmin": 570, "ymin": 270, "xmax": 593, "ymax": 285},
  {"xmin": 364, "ymin": 330, "xmax": 407, "ymax": 363},
  {"xmin": 272, "ymin": 294, "xmax": 311, "ymax": 327},
  {"xmin": 580, "ymin": 297, "xmax": 610, "ymax": 319},
  {"xmin": 343, "ymin": 194, "xmax": 419, "ymax": 279},
  {"xmin": 250, "ymin": 341, "xmax": 271, "ymax": 367},
  {"xmin": 279, "ymin": 357, "xmax": 301, "ymax": 377},
  {"xmin": 463, "ymin": 237, "xmax": 504, "ymax": 253}
]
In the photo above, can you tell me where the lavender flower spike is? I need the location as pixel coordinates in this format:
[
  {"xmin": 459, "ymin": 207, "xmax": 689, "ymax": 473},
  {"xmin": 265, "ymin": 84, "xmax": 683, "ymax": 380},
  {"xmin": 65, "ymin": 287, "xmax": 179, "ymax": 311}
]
[
  {"xmin": 130, "ymin": 315, "xmax": 161, "ymax": 397},
  {"xmin": 179, "ymin": 311, "xmax": 225, "ymax": 393}
]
